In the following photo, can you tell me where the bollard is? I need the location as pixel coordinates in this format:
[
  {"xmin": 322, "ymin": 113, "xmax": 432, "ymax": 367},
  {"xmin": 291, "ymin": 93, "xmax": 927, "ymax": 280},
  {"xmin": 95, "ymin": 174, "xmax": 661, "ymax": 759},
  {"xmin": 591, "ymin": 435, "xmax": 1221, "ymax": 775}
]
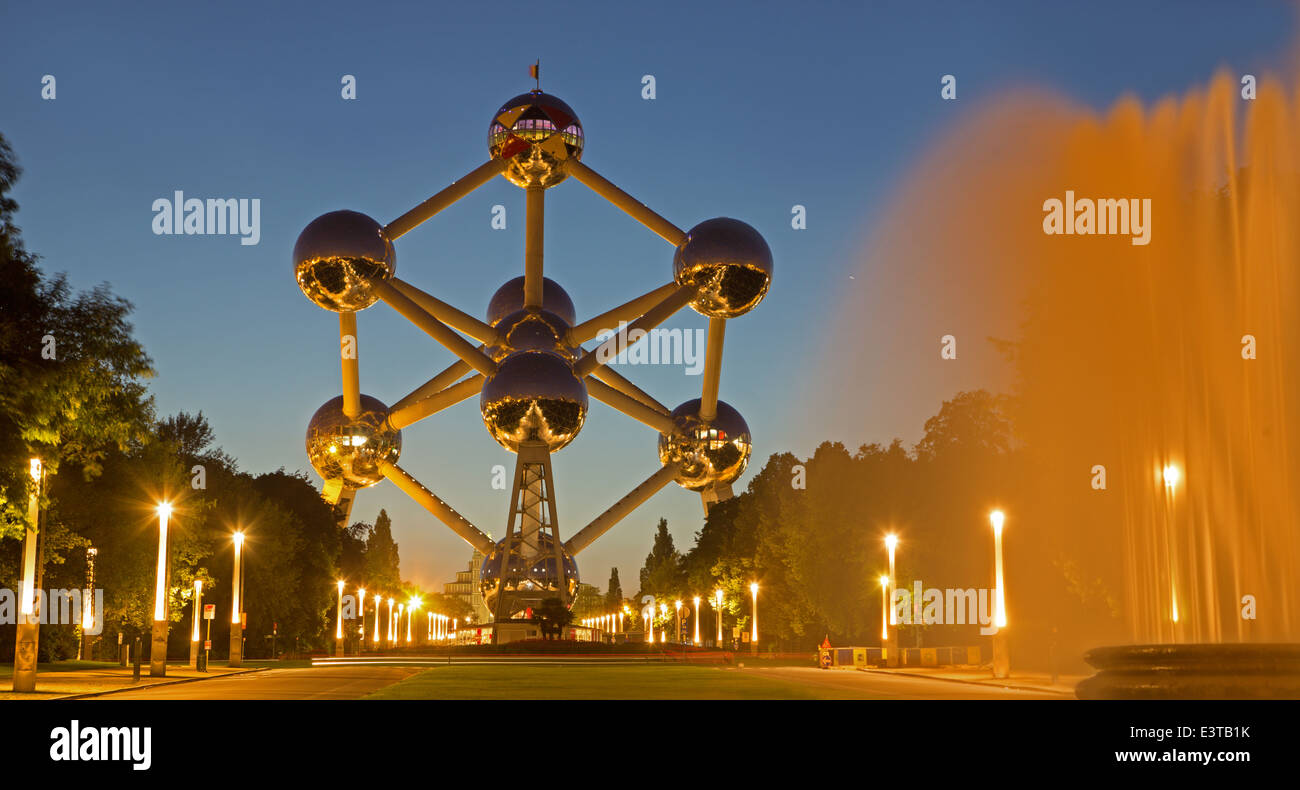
[{"xmin": 132, "ymin": 637, "xmax": 142, "ymax": 681}]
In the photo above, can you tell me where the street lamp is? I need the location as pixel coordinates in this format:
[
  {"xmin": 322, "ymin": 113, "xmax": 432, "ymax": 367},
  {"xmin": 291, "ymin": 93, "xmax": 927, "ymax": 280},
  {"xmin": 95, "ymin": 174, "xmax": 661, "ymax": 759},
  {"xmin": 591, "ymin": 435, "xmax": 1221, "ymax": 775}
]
[
  {"xmin": 150, "ymin": 502, "xmax": 173, "ymax": 678},
  {"xmin": 749, "ymin": 582, "xmax": 758, "ymax": 654},
  {"xmin": 190, "ymin": 578, "xmax": 203, "ymax": 667},
  {"xmin": 674, "ymin": 600, "xmax": 682, "ymax": 645},
  {"xmin": 373, "ymin": 594, "xmax": 381, "ymax": 644},
  {"xmin": 885, "ymin": 533, "xmax": 898, "ymax": 625},
  {"xmin": 989, "ymin": 509, "xmax": 1010, "ymax": 679},
  {"xmin": 12, "ymin": 458, "xmax": 43, "ymax": 692},
  {"xmin": 387, "ymin": 598, "xmax": 395, "ymax": 646},
  {"xmin": 646, "ymin": 600, "xmax": 655, "ymax": 644},
  {"xmin": 230, "ymin": 530, "xmax": 245, "ymax": 667},
  {"xmin": 407, "ymin": 597, "xmax": 420, "ymax": 643},
  {"xmin": 879, "ymin": 575, "xmax": 889, "ymax": 642},
  {"xmin": 335, "ymin": 580, "xmax": 346, "ymax": 656},
  {"xmin": 714, "ymin": 589, "xmax": 724, "ymax": 646},
  {"xmin": 358, "ymin": 588, "xmax": 367, "ymax": 642},
  {"xmin": 692, "ymin": 595, "xmax": 701, "ymax": 646}
]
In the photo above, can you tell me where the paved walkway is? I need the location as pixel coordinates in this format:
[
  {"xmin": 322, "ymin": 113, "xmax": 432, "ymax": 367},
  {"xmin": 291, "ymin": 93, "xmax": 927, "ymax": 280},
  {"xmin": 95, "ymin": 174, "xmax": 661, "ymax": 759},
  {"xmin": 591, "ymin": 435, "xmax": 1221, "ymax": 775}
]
[
  {"xmin": 865, "ymin": 666, "xmax": 1082, "ymax": 695},
  {"xmin": 0, "ymin": 663, "xmax": 259, "ymax": 700}
]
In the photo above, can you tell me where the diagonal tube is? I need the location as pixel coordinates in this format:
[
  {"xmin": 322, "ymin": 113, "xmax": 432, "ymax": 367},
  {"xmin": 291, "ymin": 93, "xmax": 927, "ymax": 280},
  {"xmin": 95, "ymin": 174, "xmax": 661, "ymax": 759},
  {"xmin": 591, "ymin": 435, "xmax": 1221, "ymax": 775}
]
[
  {"xmin": 385, "ymin": 159, "xmax": 505, "ymax": 239},
  {"xmin": 565, "ymin": 463, "xmax": 681, "ymax": 556},
  {"xmin": 379, "ymin": 461, "xmax": 495, "ymax": 554},
  {"xmin": 389, "ymin": 278, "xmax": 498, "ymax": 345},
  {"xmin": 587, "ymin": 377, "xmax": 676, "ymax": 434},
  {"xmin": 568, "ymin": 281, "xmax": 680, "ymax": 345},
  {"xmin": 567, "ymin": 160, "xmax": 686, "ymax": 246},
  {"xmin": 573, "ymin": 284, "xmax": 697, "ymax": 378},
  {"xmin": 387, "ymin": 374, "xmax": 484, "ymax": 430},
  {"xmin": 373, "ymin": 280, "xmax": 498, "ymax": 377}
]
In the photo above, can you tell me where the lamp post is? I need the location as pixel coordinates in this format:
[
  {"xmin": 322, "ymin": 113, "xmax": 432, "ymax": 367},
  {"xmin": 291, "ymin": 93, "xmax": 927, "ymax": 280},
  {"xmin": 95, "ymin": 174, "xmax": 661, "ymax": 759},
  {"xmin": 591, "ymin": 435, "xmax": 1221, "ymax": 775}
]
[
  {"xmin": 407, "ymin": 597, "xmax": 420, "ymax": 644},
  {"xmin": 990, "ymin": 509, "xmax": 1009, "ymax": 679},
  {"xmin": 692, "ymin": 595, "xmax": 701, "ymax": 646},
  {"xmin": 749, "ymin": 582, "xmax": 758, "ymax": 655},
  {"xmin": 190, "ymin": 578, "xmax": 203, "ymax": 667},
  {"xmin": 230, "ymin": 531, "xmax": 245, "ymax": 667},
  {"xmin": 149, "ymin": 502, "xmax": 174, "ymax": 677},
  {"xmin": 81, "ymin": 546, "xmax": 97, "ymax": 662},
  {"xmin": 373, "ymin": 594, "xmax": 381, "ymax": 645},
  {"xmin": 646, "ymin": 600, "xmax": 655, "ymax": 644},
  {"xmin": 335, "ymin": 580, "xmax": 345, "ymax": 657},
  {"xmin": 879, "ymin": 574, "xmax": 889, "ymax": 654},
  {"xmin": 884, "ymin": 533, "xmax": 899, "ymax": 666},
  {"xmin": 387, "ymin": 598, "xmax": 395, "ymax": 647},
  {"xmin": 358, "ymin": 588, "xmax": 367, "ymax": 646},
  {"xmin": 674, "ymin": 600, "xmax": 682, "ymax": 645},
  {"xmin": 714, "ymin": 589, "xmax": 724, "ymax": 646},
  {"xmin": 12, "ymin": 458, "xmax": 43, "ymax": 692}
]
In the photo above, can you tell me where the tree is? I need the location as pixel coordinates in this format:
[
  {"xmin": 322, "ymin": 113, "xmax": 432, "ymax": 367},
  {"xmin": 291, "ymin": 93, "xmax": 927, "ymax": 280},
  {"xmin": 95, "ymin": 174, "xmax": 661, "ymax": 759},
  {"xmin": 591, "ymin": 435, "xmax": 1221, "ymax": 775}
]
[
  {"xmin": 570, "ymin": 582, "xmax": 604, "ymax": 619},
  {"xmin": 530, "ymin": 596, "xmax": 574, "ymax": 640},
  {"xmin": 604, "ymin": 567, "xmax": 623, "ymax": 610},
  {"xmin": 637, "ymin": 518, "xmax": 682, "ymax": 599},
  {"xmin": 364, "ymin": 509, "xmax": 401, "ymax": 594},
  {"xmin": 0, "ymin": 133, "xmax": 155, "ymax": 539}
]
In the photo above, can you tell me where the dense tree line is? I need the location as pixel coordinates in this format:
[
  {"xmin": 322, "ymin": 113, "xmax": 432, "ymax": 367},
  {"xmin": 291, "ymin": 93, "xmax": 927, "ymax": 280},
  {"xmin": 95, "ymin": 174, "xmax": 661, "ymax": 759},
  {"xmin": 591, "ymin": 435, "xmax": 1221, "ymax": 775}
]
[{"xmin": 0, "ymin": 134, "xmax": 448, "ymax": 662}]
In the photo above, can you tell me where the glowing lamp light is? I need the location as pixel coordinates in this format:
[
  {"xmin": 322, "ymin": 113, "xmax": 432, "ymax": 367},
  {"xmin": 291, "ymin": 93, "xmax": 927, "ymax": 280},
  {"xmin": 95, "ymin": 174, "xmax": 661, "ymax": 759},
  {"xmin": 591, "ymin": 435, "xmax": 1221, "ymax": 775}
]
[
  {"xmin": 153, "ymin": 501, "xmax": 173, "ymax": 622},
  {"xmin": 29, "ymin": 457, "xmax": 42, "ymax": 482},
  {"xmin": 879, "ymin": 575, "xmax": 889, "ymax": 641},
  {"xmin": 990, "ymin": 510, "xmax": 1007, "ymax": 629},
  {"xmin": 1163, "ymin": 464, "xmax": 1180, "ymax": 490}
]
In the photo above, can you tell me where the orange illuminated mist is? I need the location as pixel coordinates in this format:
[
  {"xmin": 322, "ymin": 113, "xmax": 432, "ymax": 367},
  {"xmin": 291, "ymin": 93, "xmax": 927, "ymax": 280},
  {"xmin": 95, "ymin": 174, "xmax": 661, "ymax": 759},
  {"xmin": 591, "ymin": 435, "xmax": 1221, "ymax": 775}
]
[{"xmin": 828, "ymin": 71, "xmax": 1300, "ymax": 648}]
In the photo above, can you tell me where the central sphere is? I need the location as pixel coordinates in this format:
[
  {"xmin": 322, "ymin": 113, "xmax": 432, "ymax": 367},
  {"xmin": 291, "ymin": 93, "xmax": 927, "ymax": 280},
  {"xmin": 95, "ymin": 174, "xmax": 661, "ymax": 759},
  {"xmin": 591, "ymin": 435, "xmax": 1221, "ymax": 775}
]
[
  {"xmin": 479, "ymin": 534, "xmax": 579, "ymax": 618},
  {"xmin": 480, "ymin": 351, "xmax": 588, "ymax": 453},
  {"xmin": 305, "ymin": 394, "xmax": 401, "ymax": 489},
  {"xmin": 488, "ymin": 91, "xmax": 584, "ymax": 189},
  {"xmin": 657, "ymin": 398, "xmax": 752, "ymax": 491},
  {"xmin": 293, "ymin": 210, "xmax": 395, "ymax": 312},
  {"xmin": 486, "ymin": 276, "xmax": 577, "ymax": 328},
  {"xmin": 487, "ymin": 309, "xmax": 575, "ymax": 362}
]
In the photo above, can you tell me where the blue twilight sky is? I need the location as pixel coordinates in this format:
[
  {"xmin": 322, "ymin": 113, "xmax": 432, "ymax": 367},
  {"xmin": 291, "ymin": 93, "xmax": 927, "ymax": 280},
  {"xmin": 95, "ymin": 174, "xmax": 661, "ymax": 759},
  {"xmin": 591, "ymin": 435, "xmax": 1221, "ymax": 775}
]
[{"xmin": 1, "ymin": 1, "xmax": 1292, "ymax": 589}]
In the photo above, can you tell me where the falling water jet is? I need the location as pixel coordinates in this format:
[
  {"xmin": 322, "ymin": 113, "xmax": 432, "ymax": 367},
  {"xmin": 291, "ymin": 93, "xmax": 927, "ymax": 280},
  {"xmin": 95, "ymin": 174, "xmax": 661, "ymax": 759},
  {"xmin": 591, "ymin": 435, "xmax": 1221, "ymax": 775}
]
[{"xmin": 824, "ymin": 70, "xmax": 1300, "ymax": 697}]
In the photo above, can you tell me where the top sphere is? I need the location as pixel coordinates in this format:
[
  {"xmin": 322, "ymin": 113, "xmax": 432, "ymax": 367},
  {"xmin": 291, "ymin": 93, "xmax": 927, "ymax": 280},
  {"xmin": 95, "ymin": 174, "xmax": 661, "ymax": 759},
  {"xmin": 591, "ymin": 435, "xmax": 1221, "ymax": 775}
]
[
  {"xmin": 488, "ymin": 91, "xmax": 584, "ymax": 189},
  {"xmin": 293, "ymin": 210, "xmax": 395, "ymax": 312},
  {"xmin": 673, "ymin": 218, "xmax": 773, "ymax": 318},
  {"xmin": 486, "ymin": 276, "xmax": 577, "ymax": 327}
]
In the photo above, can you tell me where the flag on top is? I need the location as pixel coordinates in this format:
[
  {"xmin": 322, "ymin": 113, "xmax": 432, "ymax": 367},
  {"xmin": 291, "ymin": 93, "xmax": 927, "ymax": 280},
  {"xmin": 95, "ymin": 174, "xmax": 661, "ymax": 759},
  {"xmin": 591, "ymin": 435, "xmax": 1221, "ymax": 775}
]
[{"xmin": 530, "ymin": 61, "xmax": 540, "ymax": 91}]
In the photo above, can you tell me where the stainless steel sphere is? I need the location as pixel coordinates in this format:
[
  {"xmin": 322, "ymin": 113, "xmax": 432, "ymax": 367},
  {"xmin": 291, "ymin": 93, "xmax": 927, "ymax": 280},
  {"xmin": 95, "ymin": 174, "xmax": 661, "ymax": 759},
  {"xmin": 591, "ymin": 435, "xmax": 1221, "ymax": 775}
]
[
  {"xmin": 305, "ymin": 394, "xmax": 401, "ymax": 490},
  {"xmin": 480, "ymin": 351, "xmax": 587, "ymax": 453},
  {"xmin": 480, "ymin": 534, "xmax": 579, "ymax": 618},
  {"xmin": 293, "ymin": 210, "xmax": 395, "ymax": 312},
  {"xmin": 673, "ymin": 218, "xmax": 773, "ymax": 318},
  {"xmin": 657, "ymin": 398, "xmax": 752, "ymax": 491},
  {"xmin": 488, "ymin": 91, "xmax": 584, "ymax": 189},
  {"xmin": 486, "ymin": 276, "xmax": 576, "ymax": 327},
  {"xmin": 487, "ymin": 309, "xmax": 576, "ymax": 363}
]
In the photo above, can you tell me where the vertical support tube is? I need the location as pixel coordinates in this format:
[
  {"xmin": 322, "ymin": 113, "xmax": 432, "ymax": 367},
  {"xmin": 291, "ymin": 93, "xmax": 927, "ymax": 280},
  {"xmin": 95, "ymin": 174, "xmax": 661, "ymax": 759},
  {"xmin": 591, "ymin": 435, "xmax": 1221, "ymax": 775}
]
[
  {"xmin": 699, "ymin": 317, "xmax": 726, "ymax": 422},
  {"xmin": 340, "ymin": 312, "xmax": 360, "ymax": 418},
  {"xmin": 525, "ymin": 186, "xmax": 545, "ymax": 309}
]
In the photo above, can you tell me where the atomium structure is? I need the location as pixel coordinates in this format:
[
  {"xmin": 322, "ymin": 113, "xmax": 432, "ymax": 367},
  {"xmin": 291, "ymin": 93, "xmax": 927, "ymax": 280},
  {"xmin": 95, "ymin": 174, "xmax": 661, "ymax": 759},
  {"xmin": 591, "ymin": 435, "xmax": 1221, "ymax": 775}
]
[{"xmin": 295, "ymin": 87, "xmax": 772, "ymax": 628}]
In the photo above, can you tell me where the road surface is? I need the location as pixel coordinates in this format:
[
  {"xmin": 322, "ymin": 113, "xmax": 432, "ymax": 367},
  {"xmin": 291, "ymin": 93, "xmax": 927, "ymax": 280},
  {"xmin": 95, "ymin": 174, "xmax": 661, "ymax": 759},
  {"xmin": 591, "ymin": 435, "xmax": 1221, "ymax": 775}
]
[{"xmin": 88, "ymin": 661, "xmax": 1067, "ymax": 700}]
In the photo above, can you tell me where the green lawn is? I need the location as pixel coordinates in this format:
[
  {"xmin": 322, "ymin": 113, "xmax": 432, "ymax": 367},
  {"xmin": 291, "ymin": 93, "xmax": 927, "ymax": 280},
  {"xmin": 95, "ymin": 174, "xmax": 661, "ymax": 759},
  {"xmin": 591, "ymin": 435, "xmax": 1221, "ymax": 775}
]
[{"xmin": 366, "ymin": 664, "xmax": 825, "ymax": 700}]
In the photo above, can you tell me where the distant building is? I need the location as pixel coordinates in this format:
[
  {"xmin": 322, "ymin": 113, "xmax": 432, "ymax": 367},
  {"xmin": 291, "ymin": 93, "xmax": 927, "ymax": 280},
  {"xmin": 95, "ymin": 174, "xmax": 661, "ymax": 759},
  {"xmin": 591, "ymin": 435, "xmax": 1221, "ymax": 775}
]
[{"xmin": 444, "ymin": 549, "xmax": 491, "ymax": 624}]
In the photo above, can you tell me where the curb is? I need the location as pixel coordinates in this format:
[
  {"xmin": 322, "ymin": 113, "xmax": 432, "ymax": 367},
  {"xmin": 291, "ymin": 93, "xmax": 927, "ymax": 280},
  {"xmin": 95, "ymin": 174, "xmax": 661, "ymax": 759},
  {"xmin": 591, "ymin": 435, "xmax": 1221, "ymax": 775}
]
[
  {"xmin": 862, "ymin": 667, "xmax": 1075, "ymax": 696},
  {"xmin": 53, "ymin": 667, "xmax": 265, "ymax": 700}
]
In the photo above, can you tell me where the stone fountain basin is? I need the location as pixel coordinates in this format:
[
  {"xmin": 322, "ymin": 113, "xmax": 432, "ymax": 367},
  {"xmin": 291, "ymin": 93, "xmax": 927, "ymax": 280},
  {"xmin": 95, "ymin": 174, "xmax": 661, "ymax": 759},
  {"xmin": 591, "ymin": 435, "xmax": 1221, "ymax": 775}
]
[{"xmin": 1076, "ymin": 643, "xmax": 1300, "ymax": 700}]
